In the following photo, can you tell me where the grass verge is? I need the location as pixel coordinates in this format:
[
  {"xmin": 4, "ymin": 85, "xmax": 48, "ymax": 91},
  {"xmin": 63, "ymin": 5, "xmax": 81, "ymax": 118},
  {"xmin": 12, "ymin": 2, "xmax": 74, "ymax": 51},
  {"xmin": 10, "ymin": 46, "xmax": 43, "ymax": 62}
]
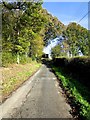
[
  {"xmin": 52, "ymin": 65, "xmax": 90, "ymax": 120},
  {"xmin": 1, "ymin": 61, "xmax": 41, "ymax": 102}
]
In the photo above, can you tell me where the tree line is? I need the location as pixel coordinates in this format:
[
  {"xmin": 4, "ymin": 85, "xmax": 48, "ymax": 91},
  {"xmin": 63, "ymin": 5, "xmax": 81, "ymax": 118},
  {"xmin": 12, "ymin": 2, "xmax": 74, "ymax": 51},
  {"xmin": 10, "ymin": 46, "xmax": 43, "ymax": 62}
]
[
  {"xmin": 2, "ymin": 1, "xmax": 89, "ymax": 66},
  {"xmin": 2, "ymin": 1, "xmax": 64, "ymax": 66}
]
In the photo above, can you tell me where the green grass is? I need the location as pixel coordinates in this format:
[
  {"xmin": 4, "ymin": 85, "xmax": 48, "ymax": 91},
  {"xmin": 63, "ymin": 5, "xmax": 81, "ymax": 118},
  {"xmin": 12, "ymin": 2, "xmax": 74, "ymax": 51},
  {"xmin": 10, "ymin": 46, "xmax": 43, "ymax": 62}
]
[
  {"xmin": 2, "ymin": 62, "xmax": 41, "ymax": 101},
  {"xmin": 52, "ymin": 65, "xmax": 90, "ymax": 120}
]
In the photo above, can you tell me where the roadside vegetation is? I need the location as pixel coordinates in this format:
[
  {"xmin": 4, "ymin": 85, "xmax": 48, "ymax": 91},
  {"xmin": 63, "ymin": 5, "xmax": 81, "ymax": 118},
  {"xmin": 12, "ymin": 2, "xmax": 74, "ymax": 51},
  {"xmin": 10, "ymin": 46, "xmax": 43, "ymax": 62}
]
[
  {"xmin": 2, "ymin": 1, "xmax": 64, "ymax": 67},
  {"xmin": 52, "ymin": 56, "xmax": 90, "ymax": 89},
  {"xmin": 51, "ymin": 57, "xmax": 90, "ymax": 120},
  {"xmin": 50, "ymin": 19, "xmax": 90, "ymax": 120},
  {"xmin": 1, "ymin": 1, "xmax": 65, "ymax": 102},
  {"xmin": 1, "ymin": 61, "xmax": 41, "ymax": 102}
]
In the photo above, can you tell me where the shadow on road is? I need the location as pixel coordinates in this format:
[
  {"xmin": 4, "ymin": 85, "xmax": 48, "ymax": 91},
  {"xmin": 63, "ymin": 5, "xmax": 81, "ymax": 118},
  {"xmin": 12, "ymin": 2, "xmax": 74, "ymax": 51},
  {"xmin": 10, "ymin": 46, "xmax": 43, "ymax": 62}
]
[
  {"xmin": 41, "ymin": 59, "xmax": 85, "ymax": 120},
  {"xmin": 42, "ymin": 59, "xmax": 52, "ymax": 68}
]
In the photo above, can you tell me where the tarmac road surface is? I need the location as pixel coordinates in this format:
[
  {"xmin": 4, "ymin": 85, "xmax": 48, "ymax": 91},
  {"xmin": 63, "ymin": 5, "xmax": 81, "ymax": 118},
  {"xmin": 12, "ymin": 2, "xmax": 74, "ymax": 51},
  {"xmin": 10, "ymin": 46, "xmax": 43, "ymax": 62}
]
[{"xmin": 1, "ymin": 64, "xmax": 72, "ymax": 119}]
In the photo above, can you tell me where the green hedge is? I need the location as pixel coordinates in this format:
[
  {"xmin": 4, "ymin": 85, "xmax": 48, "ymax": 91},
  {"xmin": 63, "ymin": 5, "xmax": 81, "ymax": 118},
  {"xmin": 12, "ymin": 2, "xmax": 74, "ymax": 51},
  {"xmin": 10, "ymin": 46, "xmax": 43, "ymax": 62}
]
[
  {"xmin": 52, "ymin": 66, "xmax": 90, "ymax": 120},
  {"xmin": 53, "ymin": 56, "xmax": 90, "ymax": 89}
]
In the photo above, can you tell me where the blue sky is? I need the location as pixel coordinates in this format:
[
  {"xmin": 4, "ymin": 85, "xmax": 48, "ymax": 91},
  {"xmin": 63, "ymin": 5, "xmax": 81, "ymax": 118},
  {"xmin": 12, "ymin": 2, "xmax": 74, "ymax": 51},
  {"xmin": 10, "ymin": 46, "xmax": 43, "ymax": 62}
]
[{"xmin": 42, "ymin": 2, "xmax": 88, "ymax": 29}]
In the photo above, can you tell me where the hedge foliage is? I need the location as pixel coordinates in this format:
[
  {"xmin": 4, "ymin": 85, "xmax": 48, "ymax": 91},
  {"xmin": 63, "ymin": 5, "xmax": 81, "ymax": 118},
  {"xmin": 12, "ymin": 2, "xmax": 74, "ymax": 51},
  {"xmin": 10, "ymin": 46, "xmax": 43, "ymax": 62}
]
[
  {"xmin": 53, "ymin": 56, "xmax": 90, "ymax": 89},
  {"xmin": 52, "ymin": 56, "xmax": 90, "ymax": 120},
  {"xmin": 52, "ymin": 66, "xmax": 90, "ymax": 120}
]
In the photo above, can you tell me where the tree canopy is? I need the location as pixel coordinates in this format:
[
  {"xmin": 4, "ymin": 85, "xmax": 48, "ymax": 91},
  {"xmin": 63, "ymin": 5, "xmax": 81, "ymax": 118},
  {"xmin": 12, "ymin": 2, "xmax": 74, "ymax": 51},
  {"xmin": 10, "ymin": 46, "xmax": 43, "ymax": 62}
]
[
  {"xmin": 63, "ymin": 22, "xmax": 89, "ymax": 56},
  {"xmin": 51, "ymin": 22, "xmax": 89, "ymax": 58},
  {"xmin": 2, "ymin": 1, "xmax": 89, "ymax": 65}
]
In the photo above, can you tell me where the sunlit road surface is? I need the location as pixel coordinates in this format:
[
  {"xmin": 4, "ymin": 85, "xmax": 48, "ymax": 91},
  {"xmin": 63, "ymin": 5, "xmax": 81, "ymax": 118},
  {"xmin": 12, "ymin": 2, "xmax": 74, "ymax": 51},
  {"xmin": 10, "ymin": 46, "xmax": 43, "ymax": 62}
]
[{"xmin": 1, "ymin": 64, "xmax": 72, "ymax": 119}]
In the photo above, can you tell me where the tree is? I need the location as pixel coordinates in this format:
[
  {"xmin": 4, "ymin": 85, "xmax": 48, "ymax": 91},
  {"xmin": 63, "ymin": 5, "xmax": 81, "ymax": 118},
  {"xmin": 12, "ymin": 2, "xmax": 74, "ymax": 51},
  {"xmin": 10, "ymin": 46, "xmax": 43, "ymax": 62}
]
[
  {"xmin": 42, "ymin": 9, "xmax": 65, "ymax": 46},
  {"xmin": 29, "ymin": 32, "xmax": 44, "ymax": 60},
  {"xmin": 51, "ymin": 45, "xmax": 61, "ymax": 58},
  {"xmin": 63, "ymin": 22, "xmax": 89, "ymax": 56},
  {"xmin": 2, "ymin": 1, "xmax": 46, "ymax": 65}
]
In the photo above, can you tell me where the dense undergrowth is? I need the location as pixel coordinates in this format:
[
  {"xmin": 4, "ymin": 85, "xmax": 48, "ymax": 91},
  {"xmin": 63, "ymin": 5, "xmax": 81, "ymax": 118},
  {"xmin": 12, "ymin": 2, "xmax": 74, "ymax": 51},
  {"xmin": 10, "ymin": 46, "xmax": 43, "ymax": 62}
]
[
  {"xmin": 51, "ymin": 56, "xmax": 90, "ymax": 120},
  {"xmin": 2, "ymin": 52, "xmax": 39, "ymax": 67}
]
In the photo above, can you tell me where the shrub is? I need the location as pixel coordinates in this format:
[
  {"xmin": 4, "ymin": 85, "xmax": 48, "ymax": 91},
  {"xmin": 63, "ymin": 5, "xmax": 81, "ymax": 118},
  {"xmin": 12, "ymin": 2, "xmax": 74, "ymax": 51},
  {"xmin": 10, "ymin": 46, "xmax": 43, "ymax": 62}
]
[
  {"xmin": 2, "ymin": 52, "xmax": 33, "ymax": 67},
  {"xmin": 2, "ymin": 52, "xmax": 16, "ymax": 67},
  {"xmin": 20, "ymin": 55, "xmax": 32, "ymax": 64}
]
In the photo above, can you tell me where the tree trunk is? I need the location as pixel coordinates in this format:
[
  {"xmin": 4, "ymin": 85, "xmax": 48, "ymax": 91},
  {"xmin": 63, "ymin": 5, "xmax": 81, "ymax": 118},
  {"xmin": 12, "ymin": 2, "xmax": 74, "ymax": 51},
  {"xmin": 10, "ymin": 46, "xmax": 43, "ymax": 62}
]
[{"xmin": 17, "ymin": 52, "xmax": 20, "ymax": 64}]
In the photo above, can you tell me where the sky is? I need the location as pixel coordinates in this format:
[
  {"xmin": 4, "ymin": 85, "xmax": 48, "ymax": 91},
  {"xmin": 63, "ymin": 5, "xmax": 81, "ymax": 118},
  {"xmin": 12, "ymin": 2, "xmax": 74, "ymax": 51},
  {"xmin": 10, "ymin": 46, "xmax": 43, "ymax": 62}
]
[
  {"xmin": 42, "ymin": 2, "xmax": 89, "ymax": 54},
  {"xmin": 43, "ymin": 36, "xmax": 64, "ymax": 54},
  {"xmin": 42, "ymin": 2, "xmax": 89, "ymax": 29}
]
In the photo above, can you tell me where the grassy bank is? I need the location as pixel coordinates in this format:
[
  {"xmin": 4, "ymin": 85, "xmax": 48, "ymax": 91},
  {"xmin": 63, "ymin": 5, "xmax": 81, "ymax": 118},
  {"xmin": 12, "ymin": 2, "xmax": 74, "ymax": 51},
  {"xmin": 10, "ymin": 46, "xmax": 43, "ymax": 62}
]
[
  {"xmin": 52, "ymin": 65, "xmax": 90, "ymax": 120},
  {"xmin": 1, "ymin": 61, "xmax": 41, "ymax": 102}
]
